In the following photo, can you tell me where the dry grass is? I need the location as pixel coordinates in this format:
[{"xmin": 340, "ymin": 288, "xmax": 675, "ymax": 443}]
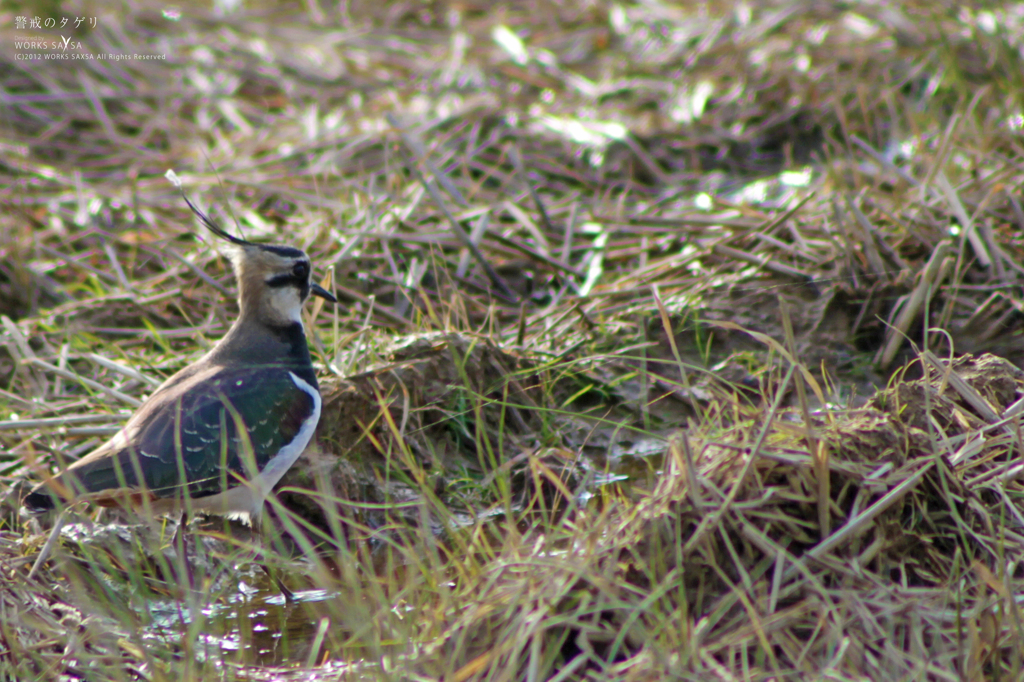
[{"xmin": 2, "ymin": 0, "xmax": 1024, "ymax": 680}]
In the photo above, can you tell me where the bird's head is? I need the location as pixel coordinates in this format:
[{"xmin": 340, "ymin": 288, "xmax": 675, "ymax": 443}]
[{"xmin": 178, "ymin": 189, "xmax": 336, "ymax": 328}]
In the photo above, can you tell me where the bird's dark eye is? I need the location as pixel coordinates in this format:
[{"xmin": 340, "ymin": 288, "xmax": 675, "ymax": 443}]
[{"xmin": 292, "ymin": 261, "xmax": 310, "ymax": 279}]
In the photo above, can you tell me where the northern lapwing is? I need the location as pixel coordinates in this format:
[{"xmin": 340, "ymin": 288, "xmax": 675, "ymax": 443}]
[{"xmin": 24, "ymin": 177, "xmax": 336, "ymax": 591}]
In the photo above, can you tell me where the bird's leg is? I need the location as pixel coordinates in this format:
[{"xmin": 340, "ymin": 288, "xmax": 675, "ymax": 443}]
[
  {"xmin": 27, "ymin": 510, "xmax": 69, "ymax": 580},
  {"xmin": 172, "ymin": 510, "xmax": 195, "ymax": 590},
  {"xmin": 261, "ymin": 564, "xmax": 295, "ymax": 603},
  {"xmin": 252, "ymin": 512, "xmax": 294, "ymax": 603}
]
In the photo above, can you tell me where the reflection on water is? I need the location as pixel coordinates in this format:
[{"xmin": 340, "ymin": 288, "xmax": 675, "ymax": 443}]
[{"xmin": 142, "ymin": 579, "xmax": 338, "ymax": 668}]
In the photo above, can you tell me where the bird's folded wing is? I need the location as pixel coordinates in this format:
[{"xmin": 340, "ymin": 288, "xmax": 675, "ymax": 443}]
[{"xmin": 57, "ymin": 364, "xmax": 317, "ymax": 502}]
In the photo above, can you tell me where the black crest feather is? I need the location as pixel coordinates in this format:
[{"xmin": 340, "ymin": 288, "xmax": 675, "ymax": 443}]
[
  {"xmin": 178, "ymin": 188, "xmax": 254, "ymax": 247},
  {"xmin": 165, "ymin": 169, "xmax": 254, "ymax": 247}
]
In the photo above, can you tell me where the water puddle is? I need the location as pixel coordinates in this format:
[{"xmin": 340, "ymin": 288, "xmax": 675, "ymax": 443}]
[{"xmin": 141, "ymin": 581, "xmax": 339, "ymax": 667}]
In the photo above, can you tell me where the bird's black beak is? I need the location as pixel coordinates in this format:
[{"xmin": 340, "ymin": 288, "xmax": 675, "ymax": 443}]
[{"xmin": 311, "ymin": 283, "xmax": 337, "ymax": 303}]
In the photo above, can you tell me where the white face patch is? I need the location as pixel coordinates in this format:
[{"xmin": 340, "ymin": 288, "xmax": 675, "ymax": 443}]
[{"xmin": 263, "ymin": 284, "xmax": 304, "ymax": 325}]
